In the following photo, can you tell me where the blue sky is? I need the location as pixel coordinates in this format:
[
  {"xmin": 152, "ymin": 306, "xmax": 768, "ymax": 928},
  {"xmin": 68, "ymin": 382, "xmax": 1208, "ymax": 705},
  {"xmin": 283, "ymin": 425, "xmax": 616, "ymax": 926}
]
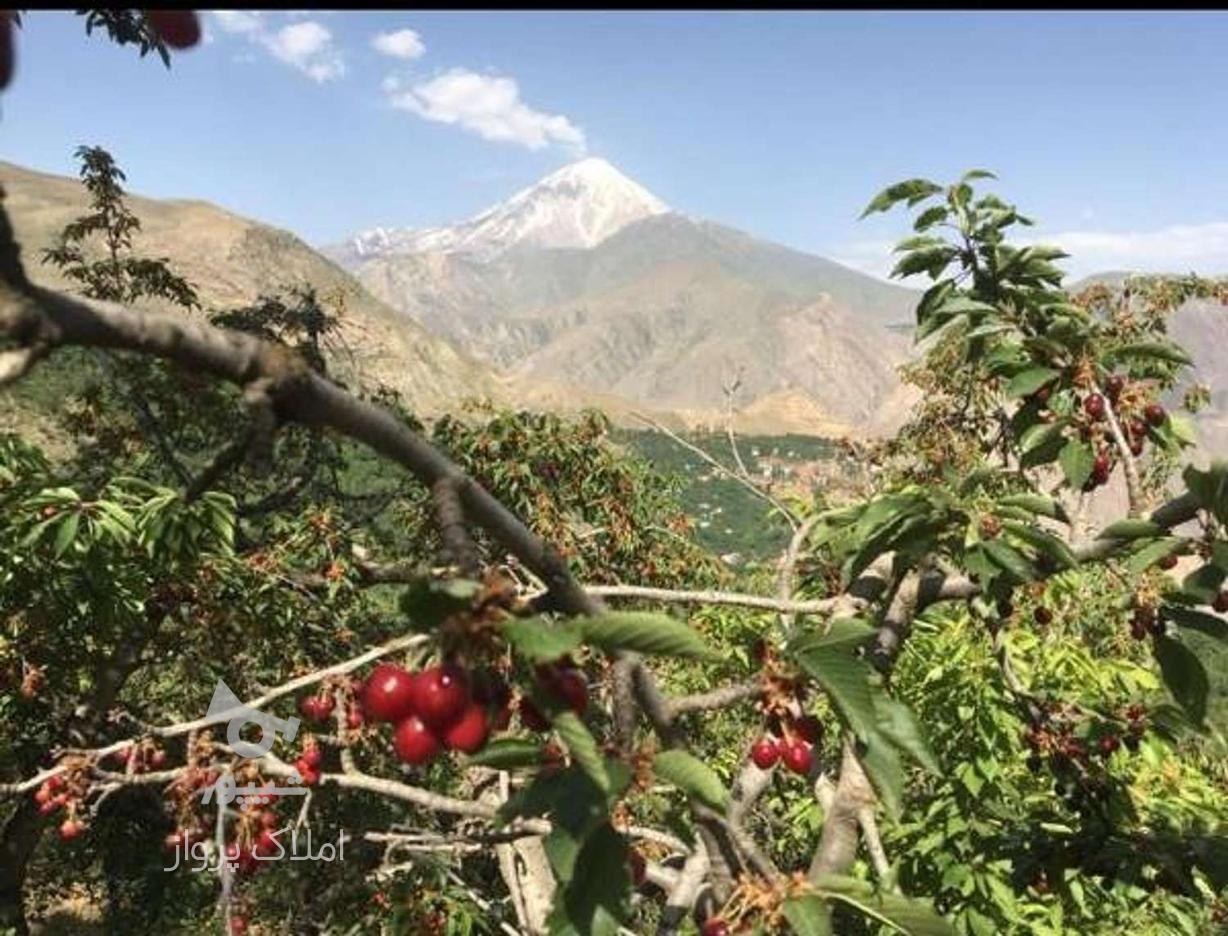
[{"xmin": 3, "ymin": 10, "xmax": 1227, "ymax": 279}]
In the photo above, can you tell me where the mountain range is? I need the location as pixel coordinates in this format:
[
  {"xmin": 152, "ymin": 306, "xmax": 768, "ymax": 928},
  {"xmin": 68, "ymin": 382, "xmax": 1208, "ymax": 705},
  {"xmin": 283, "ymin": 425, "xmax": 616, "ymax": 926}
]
[{"xmin": 2, "ymin": 155, "xmax": 1225, "ymax": 448}]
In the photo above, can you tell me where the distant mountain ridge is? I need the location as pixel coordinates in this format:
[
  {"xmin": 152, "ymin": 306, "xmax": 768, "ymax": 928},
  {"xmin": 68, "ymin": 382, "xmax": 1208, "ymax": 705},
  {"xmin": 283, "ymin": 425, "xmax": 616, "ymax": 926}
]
[{"xmin": 328, "ymin": 158, "xmax": 922, "ymax": 436}]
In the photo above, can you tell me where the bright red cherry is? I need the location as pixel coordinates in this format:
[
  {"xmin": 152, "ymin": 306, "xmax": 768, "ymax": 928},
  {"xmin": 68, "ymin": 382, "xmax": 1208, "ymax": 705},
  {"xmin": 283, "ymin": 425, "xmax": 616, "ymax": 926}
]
[
  {"xmin": 782, "ymin": 740, "xmax": 814, "ymax": 775},
  {"xmin": 145, "ymin": 10, "xmax": 202, "ymax": 49},
  {"xmin": 362, "ymin": 664, "xmax": 418, "ymax": 723},
  {"xmin": 294, "ymin": 758, "xmax": 321, "ymax": 787},
  {"xmin": 58, "ymin": 819, "xmax": 84, "ymax": 842},
  {"xmin": 412, "ymin": 665, "xmax": 470, "ymax": 730},
  {"xmin": 253, "ymin": 828, "xmax": 281, "ymax": 859},
  {"xmin": 750, "ymin": 737, "xmax": 780, "ymax": 769},
  {"xmin": 346, "ymin": 705, "xmax": 365, "ymax": 729},
  {"xmin": 443, "ymin": 703, "xmax": 490, "ymax": 754},
  {"xmin": 229, "ymin": 916, "xmax": 248, "ymax": 936},
  {"xmin": 393, "ymin": 715, "xmax": 442, "ymax": 765},
  {"xmin": 299, "ymin": 693, "xmax": 334, "ymax": 723}
]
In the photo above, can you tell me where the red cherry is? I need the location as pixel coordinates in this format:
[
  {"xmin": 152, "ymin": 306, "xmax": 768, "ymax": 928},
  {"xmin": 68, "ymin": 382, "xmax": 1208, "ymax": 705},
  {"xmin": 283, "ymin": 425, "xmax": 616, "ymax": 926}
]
[
  {"xmin": 295, "ymin": 760, "xmax": 321, "ymax": 787},
  {"xmin": 259, "ymin": 810, "xmax": 279, "ymax": 830},
  {"xmin": 443, "ymin": 702, "xmax": 490, "ymax": 754},
  {"xmin": 750, "ymin": 737, "xmax": 780, "ymax": 769},
  {"xmin": 253, "ymin": 828, "xmax": 281, "ymax": 858},
  {"xmin": 362, "ymin": 664, "xmax": 418, "ymax": 723},
  {"xmin": 58, "ymin": 819, "xmax": 84, "ymax": 841},
  {"xmin": 229, "ymin": 916, "xmax": 248, "ymax": 936},
  {"xmin": 519, "ymin": 697, "xmax": 550, "ymax": 732},
  {"xmin": 1083, "ymin": 393, "xmax": 1106, "ymax": 420},
  {"xmin": 1106, "ymin": 375, "xmax": 1126, "ymax": 400},
  {"xmin": 782, "ymin": 740, "xmax": 814, "ymax": 775},
  {"xmin": 791, "ymin": 715, "xmax": 824, "ymax": 744},
  {"xmin": 1145, "ymin": 402, "xmax": 1166, "ymax": 426},
  {"xmin": 299, "ymin": 694, "xmax": 334, "ymax": 723},
  {"xmin": 300, "ymin": 745, "xmax": 323, "ymax": 769},
  {"xmin": 1159, "ymin": 554, "xmax": 1179, "ymax": 570},
  {"xmin": 544, "ymin": 667, "xmax": 588, "ymax": 715},
  {"xmin": 1099, "ymin": 735, "xmax": 1120, "ymax": 756},
  {"xmin": 145, "ymin": 10, "xmax": 201, "ymax": 50},
  {"xmin": 149, "ymin": 749, "xmax": 167, "ymax": 769},
  {"xmin": 1129, "ymin": 436, "xmax": 1145, "ymax": 457},
  {"xmin": 33, "ymin": 785, "xmax": 51, "ymax": 806},
  {"xmin": 701, "ymin": 919, "xmax": 731, "ymax": 936},
  {"xmin": 346, "ymin": 705, "xmax": 365, "ymax": 729},
  {"xmin": 1213, "ymin": 591, "xmax": 1228, "ymax": 614},
  {"xmin": 46, "ymin": 774, "xmax": 65, "ymax": 794},
  {"xmin": 393, "ymin": 715, "xmax": 442, "ymax": 765},
  {"xmin": 38, "ymin": 794, "xmax": 66, "ymax": 816},
  {"xmin": 411, "ymin": 665, "xmax": 471, "ymax": 730}
]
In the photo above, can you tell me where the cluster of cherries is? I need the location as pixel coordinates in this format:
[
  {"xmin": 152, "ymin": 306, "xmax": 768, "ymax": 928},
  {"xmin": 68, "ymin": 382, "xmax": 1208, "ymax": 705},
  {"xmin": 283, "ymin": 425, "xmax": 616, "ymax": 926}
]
[
  {"xmin": 748, "ymin": 714, "xmax": 823, "ymax": 776},
  {"xmin": 31, "ymin": 773, "xmax": 85, "ymax": 841},
  {"xmin": 1023, "ymin": 702, "xmax": 1146, "ymax": 811}
]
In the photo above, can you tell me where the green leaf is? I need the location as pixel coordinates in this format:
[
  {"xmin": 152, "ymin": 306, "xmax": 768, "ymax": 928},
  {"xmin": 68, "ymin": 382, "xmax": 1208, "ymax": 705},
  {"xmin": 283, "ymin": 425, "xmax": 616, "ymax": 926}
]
[
  {"xmin": 983, "ymin": 539, "xmax": 1038, "ymax": 583},
  {"xmin": 891, "ymin": 246, "xmax": 957, "ymax": 280},
  {"xmin": 813, "ymin": 874, "xmax": 955, "ymax": 935},
  {"xmin": 1018, "ymin": 423, "xmax": 1067, "ymax": 468},
  {"xmin": 1006, "ymin": 367, "xmax": 1059, "ymax": 399},
  {"xmin": 579, "ymin": 611, "xmax": 718, "ymax": 661},
  {"xmin": 913, "ymin": 205, "xmax": 949, "ymax": 232},
  {"xmin": 552, "ymin": 710, "xmax": 610, "ymax": 794},
  {"xmin": 861, "ymin": 179, "xmax": 943, "ymax": 218},
  {"xmin": 860, "ymin": 730, "xmax": 906, "ymax": 819},
  {"xmin": 792, "ymin": 645, "xmax": 879, "ymax": 741},
  {"xmin": 503, "ymin": 617, "xmax": 584, "ymax": 663},
  {"xmin": 1153, "ymin": 635, "xmax": 1209, "ymax": 725},
  {"xmin": 1106, "ymin": 340, "xmax": 1193, "ymax": 367},
  {"xmin": 1000, "ymin": 520, "xmax": 1078, "ymax": 570},
  {"xmin": 464, "ymin": 738, "xmax": 544, "ymax": 770},
  {"xmin": 875, "ymin": 696, "xmax": 941, "ymax": 775},
  {"xmin": 52, "ymin": 512, "xmax": 80, "ymax": 558},
  {"xmin": 548, "ymin": 822, "xmax": 631, "ymax": 936},
  {"xmin": 1097, "ymin": 519, "xmax": 1163, "ymax": 541},
  {"xmin": 1161, "ymin": 604, "xmax": 1228, "ymax": 642},
  {"xmin": 960, "ymin": 169, "xmax": 997, "ymax": 183},
  {"xmin": 998, "ymin": 493, "xmax": 1067, "ymax": 523},
  {"xmin": 1126, "ymin": 537, "xmax": 1185, "ymax": 575},
  {"xmin": 781, "ymin": 895, "xmax": 833, "ymax": 936},
  {"xmin": 1058, "ymin": 439, "xmax": 1094, "ymax": 490},
  {"xmin": 790, "ymin": 618, "xmax": 877, "ymax": 655},
  {"xmin": 651, "ymin": 750, "xmax": 730, "ymax": 813}
]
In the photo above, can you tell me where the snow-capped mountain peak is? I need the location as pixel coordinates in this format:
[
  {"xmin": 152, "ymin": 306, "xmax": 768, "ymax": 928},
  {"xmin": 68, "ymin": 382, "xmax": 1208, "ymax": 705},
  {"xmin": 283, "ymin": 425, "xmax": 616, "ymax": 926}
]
[{"xmin": 338, "ymin": 158, "xmax": 669, "ymax": 263}]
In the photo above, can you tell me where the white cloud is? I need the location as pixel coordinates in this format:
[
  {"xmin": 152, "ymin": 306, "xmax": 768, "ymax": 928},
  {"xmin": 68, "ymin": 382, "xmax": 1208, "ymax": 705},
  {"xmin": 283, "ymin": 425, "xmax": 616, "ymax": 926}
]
[
  {"xmin": 830, "ymin": 221, "xmax": 1228, "ymax": 284},
  {"xmin": 208, "ymin": 13, "xmax": 345, "ymax": 83},
  {"xmin": 264, "ymin": 21, "xmax": 345, "ymax": 82},
  {"xmin": 385, "ymin": 68, "xmax": 586, "ymax": 153},
  {"xmin": 372, "ymin": 28, "xmax": 425, "ymax": 60},
  {"xmin": 211, "ymin": 10, "xmax": 262, "ymax": 35},
  {"xmin": 1024, "ymin": 222, "xmax": 1228, "ymax": 279}
]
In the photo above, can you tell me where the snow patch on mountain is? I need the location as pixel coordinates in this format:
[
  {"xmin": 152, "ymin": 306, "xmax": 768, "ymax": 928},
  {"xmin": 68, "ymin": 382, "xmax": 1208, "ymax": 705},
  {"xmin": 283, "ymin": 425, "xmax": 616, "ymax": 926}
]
[{"xmin": 340, "ymin": 158, "xmax": 669, "ymax": 262}]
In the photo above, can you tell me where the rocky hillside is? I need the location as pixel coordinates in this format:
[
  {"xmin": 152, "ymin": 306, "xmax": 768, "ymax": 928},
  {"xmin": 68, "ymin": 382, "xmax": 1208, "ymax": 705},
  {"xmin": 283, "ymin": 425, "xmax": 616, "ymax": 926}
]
[{"xmin": 0, "ymin": 159, "xmax": 501, "ymax": 415}]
